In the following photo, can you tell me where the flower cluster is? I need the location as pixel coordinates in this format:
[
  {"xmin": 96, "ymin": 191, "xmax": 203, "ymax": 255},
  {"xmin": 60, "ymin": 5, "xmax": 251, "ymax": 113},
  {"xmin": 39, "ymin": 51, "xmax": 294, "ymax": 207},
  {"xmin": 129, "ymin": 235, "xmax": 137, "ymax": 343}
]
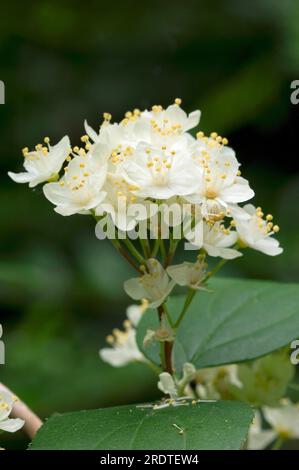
[
  {"xmin": 9, "ymin": 99, "xmax": 282, "ymax": 252},
  {"xmin": 9, "ymin": 99, "xmax": 283, "ymax": 308}
]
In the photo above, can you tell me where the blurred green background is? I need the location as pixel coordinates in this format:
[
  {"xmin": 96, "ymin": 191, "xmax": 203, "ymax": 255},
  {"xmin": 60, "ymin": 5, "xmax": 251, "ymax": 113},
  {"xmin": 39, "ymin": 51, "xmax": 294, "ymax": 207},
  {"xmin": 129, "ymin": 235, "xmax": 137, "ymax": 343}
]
[{"xmin": 0, "ymin": 0, "xmax": 299, "ymax": 448}]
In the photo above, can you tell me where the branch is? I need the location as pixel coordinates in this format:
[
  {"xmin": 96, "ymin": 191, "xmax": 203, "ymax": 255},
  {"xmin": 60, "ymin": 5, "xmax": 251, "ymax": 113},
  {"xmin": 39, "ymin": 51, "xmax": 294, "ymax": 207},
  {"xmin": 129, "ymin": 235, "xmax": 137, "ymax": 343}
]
[
  {"xmin": 0, "ymin": 382, "xmax": 42, "ymax": 440},
  {"xmin": 157, "ymin": 305, "xmax": 173, "ymax": 375}
]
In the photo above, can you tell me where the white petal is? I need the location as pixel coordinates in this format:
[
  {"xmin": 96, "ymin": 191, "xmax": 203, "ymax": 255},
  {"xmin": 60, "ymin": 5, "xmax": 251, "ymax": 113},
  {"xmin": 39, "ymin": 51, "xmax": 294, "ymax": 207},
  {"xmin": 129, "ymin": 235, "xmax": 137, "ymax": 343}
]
[
  {"xmin": 170, "ymin": 157, "xmax": 203, "ymax": 196},
  {"xmin": 219, "ymin": 181, "xmax": 254, "ymax": 203},
  {"xmin": 242, "ymin": 203, "xmax": 256, "ymax": 216},
  {"xmin": 8, "ymin": 171, "xmax": 33, "ymax": 184},
  {"xmin": 227, "ymin": 365, "xmax": 243, "ymax": 388},
  {"xmin": 99, "ymin": 348, "xmax": 138, "ymax": 367},
  {"xmin": 123, "ymin": 162, "xmax": 152, "ymax": 192},
  {"xmin": 124, "ymin": 278, "xmax": 146, "ymax": 301},
  {"xmin": 84, "ymin": 120, "xmax": 99, "ymax": 142},
  {"xmin": 263, "ymin": 404, "xmax": 299, "ymax": 437},
  {"xmin": 204, "ymin": 243, "xmax": 242, "ymax": 259},
  {"xmin": 54, "ymin": 193, "xmax": 106, "ymax": 216},
  {"xmin": 126, "ymin": 305, "xmax": 143, "ymax": 327},
  {"xmin": 253, "ymin": 238, "xmax": 283, "ymax": 256},
  {"xmin": 148, "ymin": 285, "xmax": 175, "ymax": 308},
  {"xmin": 247, "ymin": 428, "xmax": 276, "ymax": 450},
  {"xmin": 229, "ymin": 204, "xmax": 252, "ymax": 220},
  {"xmin": 186, "ymin": 110, "xmax": 201, "ymax": 131},
  {"xmin": 43, "ymin": 182, "xmax": 69, "ymax": 206},
  {"xmin": 165, "ymin": 104, "xmax": 187, "ymax": 125},
  {"xmin": 182, "ymin": 362, "xmax": 196, "ymax": 381},
  {"xmin": 0, "ymin": 391, "xmax": 14, "ymax": 421},
  {"xmin": 215, "ymin": 230, "xmax": 238, "ymax": 248},
  {"xmin": 49, "ymin": 135, "xmax": 71, "ymax": 173},
  {"xmin": 138, "ymin": 184, "xmax": 175, "ymax": 200},
  {"xmin": 157, "ymin": 372, "xmax": 177, "ymax": 399},
  {"xmin": 0, "ymin": 418, "xmax": 24, "ymax": 433},
  {"xmin": 167, "ymin": 264, "xmax": 190, "ymax": 286},
  {"xmin": 247, "ymin": 410, "xmax": 277, "ymax": 450}
]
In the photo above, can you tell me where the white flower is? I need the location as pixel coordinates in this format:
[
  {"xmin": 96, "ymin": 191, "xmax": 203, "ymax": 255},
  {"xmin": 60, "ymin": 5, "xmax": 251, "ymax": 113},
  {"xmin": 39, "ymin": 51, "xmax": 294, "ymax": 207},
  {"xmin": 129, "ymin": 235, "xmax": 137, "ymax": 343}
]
[
  {"xmin": 202, "ymin": 222, "xmax": 241, "ymax": 259},
  {"xmin": 247, "ymin": 411, "xmax": 276, "ymax": 450},
  {"xmin": 157, "ymin": 372, "xmax": 178, "ymax": 399},
  {"xmin": 84, "ymin": 113, "xmax": 151, "ymax": 172},
  {"xmin": 263, "ymin": 401, "xmax": 299, "ymax": 440},
  {"xmin": 122, "ymin": 141, "xmax": 203, "ymax": 200},
  {"xmin": 126, "ymin": 300, "xmax": 148, "ymax": 326},
  {"xmin": 85, "ymin": 111, "xmax": 148, "ymax": 148},
  {"xmin": 177, "ymin": 363, "xmax": 197, "ymax": 392},
  {"xmin": 99, "ymin": 302, "xmax": 148, "ymax": 367},
  {"xmin": 235, "ymin": 204, "xmax": 283, "ymax": 256},
  {"xmin": 100, "ymin": 329, "xmax": 142, "ymax": 368},
  {"xmin": 187, "ymin": 133, "xmax": 254, "ymax": 220},
  {"xmin": 43, "ymin": 143, "xmax": 108, "ymax": 216},
  {"xmin": 8, "ymin": 136, "xmax": 71, "ymax": 188},
  {"xmin": 0, "ymin": 391, "xmax": 24, "ymax": 433},
  {"xmin": 158, "ymin": 363, "xmax": 196, "ymax": 400},
  {"xmin": 167, "ymin": 258, "xmax": 207, "ymax": 290},
  {"xmin": 187, "ymin": 220, "xmax": 241, "ymax": 259},
  {"xmin": 141, "ymin": 101, "xmax": 201, "ymax": 137},
  {"xmin": 95, "ymin": 172, "xmax": 150, "ymax": 231},
  {"xmin": 124, "ymin": 258, "xmax": 175, "ymax": 308},
  {"xmin": 248, "ymin": 402, "xmax": 299, "ymax": 450},
  {"xmin": 196, "ymin": 365, "xmax": 242, "ymax": 400}
]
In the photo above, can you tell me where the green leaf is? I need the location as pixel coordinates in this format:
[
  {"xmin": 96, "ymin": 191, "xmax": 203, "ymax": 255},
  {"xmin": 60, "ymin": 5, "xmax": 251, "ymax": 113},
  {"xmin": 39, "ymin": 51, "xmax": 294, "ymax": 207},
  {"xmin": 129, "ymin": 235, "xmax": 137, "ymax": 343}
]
[
  {"xmin": 174, "ymin": 278, "xmax": 299, "ymax": 371},
  {"xmin": 137, "ymin": 278, "xmax": 299, "ymax": 372},
  {"xmin": 30, "ymin": 401, "xmax": 253, "ymax": 450}
]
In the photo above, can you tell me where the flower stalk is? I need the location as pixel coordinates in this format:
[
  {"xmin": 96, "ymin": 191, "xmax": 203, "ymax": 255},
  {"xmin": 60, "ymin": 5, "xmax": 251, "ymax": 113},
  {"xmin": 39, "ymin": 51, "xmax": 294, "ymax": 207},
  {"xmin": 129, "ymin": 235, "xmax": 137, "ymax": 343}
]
[{"xmin": 157, "ymin": 305, "xmax": 174, "ymax": 375}]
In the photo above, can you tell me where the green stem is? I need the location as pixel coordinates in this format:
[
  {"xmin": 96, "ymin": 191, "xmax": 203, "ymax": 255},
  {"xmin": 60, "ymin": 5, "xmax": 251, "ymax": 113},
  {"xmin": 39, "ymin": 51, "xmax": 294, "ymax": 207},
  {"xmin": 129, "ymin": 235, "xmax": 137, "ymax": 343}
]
[
  {"xmin": 271, "ymin": 436, "xmax": 284, "ymax": 450},
  {"xmin": 204, "ymin": 258, "xmax": 227, "ymax": 282},
  {"xmin": 123, "ymin": 238, "xmax": 146, "ymax": 265},
  {"xmin": 151, "ymin": 238, "xmax": 160, "ymax": 258},
  {"xmin": 157, "ymin": 306, "xmax": 174, "ymax": 374},
  {"xmin": 92, "ymin": 212, "xmax": 142, "ymax": 273},
  {"xmin": 164, "ymin": 341, "xmax": 173, "ymax": 375},
  {"xmin": 110, "ymin": 239, "xmax": 141, "ymax": 273},
  {"xmin": 159, "ymin": 238, "xmax": 167, "ymax": 264},
  {"xmin": 163, "ymin": 303, "xmax": 174, "ymax": 328},
  {"xmin": 159, "ymin": 341, "xmax": 166, "ymax": 371},
  {"xmin": 164, "ymin": 238, "xmax": 179, "ymax": 268},
  {"xmin": 174, "ymin": 288, "xmax": 196, "ymax": 328},
  {"xmin": 139, "ymin": 237, "xmax": 150, "ymax": 259},
  {"xmin": 174, "ymin": 257, "xmax": 228, "ymax": 329},
  {"xmin": 145, "ymin": 239, "xmax": 151, "ymax": 257},
  {"xmin": 144, "ymin": 359, "xmax": 162, "ymax": 376}
]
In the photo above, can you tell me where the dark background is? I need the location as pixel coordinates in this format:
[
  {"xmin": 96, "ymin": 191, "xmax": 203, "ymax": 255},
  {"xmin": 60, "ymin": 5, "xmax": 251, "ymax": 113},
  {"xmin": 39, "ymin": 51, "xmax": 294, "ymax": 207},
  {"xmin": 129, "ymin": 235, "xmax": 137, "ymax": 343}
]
[{"xmin": 0, "ymin": 0, "xmax": 298, "ymax": 448}]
